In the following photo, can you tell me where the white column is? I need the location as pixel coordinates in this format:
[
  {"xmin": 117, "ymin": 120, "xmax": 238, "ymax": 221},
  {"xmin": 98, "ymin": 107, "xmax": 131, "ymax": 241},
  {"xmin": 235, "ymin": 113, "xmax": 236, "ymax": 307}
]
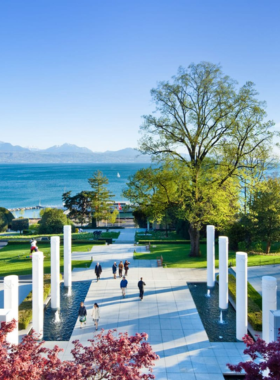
[
  {"xmin": 147, "ymin": 219, "xmax": 150, "ymax": 231},
  {"xmin": 236, "ymin": 251, "xmax": 248, "ymax": 341},
  {"xmin": 0, "ymin": 309, "xmax": 17, "ymax": 345},
  {"xmin": 51, "ymin": 236, "xmax": 60, "ymax": 309},
  {"xmin": 219, "ymin": 237, "xmax": 228, "ymax": 310},
  {"xmin": 4, "ymin": 275, "xmax": 18, "ymax": 344},
  {"xmin": 262, "ymin": 276, "xmax": 277, "ymax": 343},
  {"xmin": 64, "ymin": 225, "xmax": 72, "ymax": 288},
  {"xmin": 207, "ymin": 225, "xmax": 215, "ymax": 288},
  {"xmin": 32, "ymin": 251, "xmax": 44, "ymax": 339}
]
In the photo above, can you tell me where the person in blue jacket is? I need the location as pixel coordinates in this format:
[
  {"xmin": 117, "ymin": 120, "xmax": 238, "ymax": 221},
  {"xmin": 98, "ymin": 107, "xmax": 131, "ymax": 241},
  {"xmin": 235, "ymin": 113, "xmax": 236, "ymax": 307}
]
[
  {"xmin": 112, "ymin": 262, "xmax": 117, "ymax": 279},
  {"xmin": 120, "ymin": 276, "xmax": 128, "ymax": 298}
]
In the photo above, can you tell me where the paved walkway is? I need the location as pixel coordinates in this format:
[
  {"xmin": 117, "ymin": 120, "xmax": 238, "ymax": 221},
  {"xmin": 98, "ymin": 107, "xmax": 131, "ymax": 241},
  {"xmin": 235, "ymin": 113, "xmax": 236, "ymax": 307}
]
[{"xmin": 42, "ymin": 229, "xmax": 249, "ymax": 379}]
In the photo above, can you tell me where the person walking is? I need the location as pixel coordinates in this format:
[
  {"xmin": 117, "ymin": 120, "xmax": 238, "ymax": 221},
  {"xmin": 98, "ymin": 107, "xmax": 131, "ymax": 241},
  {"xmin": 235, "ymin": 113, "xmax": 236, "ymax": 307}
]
[
  {"xmin": 91, "ymin": 302, "xmax": 100, "ymax": 331},
  {"xmin": 124, "ymin": 260, "xmax": 130, "ymax": 276},
  {"xmin": 30, "ymin": 239, "xmax": 38, "ymax": 253},
  {"xmin": 78, "ymin": 302, "xmax": 87, "ymax": 328},
  {"xmin": 95, "ymin": 262, "xmax": 102, "ymax": 281},
  {"xmin": 118, "ymin": 261, "xmax": 124, "ymax": 278},
  {"xmin": 112, "ymin": 262, "xmax": 117, "ymax": 279},
  {"xmin": 138, "ymin": 277, "xmax": 146, "ymax": 301},
  {"xmin": 120, "ymin": 276, "xmax": 128, "ymax": 298}
]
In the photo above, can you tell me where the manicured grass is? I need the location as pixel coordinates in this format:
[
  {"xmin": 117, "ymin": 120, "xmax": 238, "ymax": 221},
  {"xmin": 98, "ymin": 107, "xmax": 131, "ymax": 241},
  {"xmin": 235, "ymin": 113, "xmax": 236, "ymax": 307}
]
[
  {"xmin": 227, "ymin": 274, "xmax": 262, "ymax": 331},
  {"xmin": 0, "ymin": 242, "xmax": 94, "ymax": 276},
  {"xmin": 135, "ymin": 230, "xmax": 187, "ymax": 242},
  {"xmin": 134, "ymin": 243, "xmax": 280, "ymax": 268},
  {"xmin": 19, "ymin": 273, "xmax": 64, "ymax": 330}
]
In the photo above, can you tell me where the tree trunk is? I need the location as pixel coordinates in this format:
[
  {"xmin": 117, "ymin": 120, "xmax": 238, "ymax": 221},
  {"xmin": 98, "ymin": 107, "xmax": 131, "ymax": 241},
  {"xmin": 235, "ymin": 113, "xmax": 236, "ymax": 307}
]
[
  {"xmin": 188, "ymin": 224, "xmax": 201, "ymax": 257},
  {"xmin": 266, "ymin": 240, "xmax": 271, "ymax": 254}
]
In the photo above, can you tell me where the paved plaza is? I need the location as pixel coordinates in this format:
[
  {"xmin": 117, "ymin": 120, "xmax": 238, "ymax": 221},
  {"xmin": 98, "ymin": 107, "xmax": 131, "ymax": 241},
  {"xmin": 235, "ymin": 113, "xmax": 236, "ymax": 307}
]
[{"xmin": 42, "ymin": 228, "xmax": 251, "ymax": 380}]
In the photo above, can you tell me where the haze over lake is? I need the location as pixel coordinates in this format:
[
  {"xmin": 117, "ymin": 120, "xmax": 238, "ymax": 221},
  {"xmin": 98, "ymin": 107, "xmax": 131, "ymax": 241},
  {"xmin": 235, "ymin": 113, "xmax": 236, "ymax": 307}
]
[{"xmin": 0, "ymin": 163, "xmax": 150, "ymax": 217}]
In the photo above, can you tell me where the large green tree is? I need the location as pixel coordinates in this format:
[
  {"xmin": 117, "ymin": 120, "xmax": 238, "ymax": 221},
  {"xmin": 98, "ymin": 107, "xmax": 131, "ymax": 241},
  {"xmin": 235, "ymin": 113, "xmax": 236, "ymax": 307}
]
[
  {"xmin": 249, "ymin": 177, "xmax": 280, "ymax": 254},
  {"xmin": 62, "ymin": 191, "xmax": 92, "ymax": 226},
  {"xmin": 124, "ymin": 160, "xmax": 239, "ymax": 254},
  {"xmin": 139, "ymin": 62, "xmax": 276, "ymax": 256},
  {"xmin": 88, "ymin": 171, "xmax": 114, "ymax": 227}
]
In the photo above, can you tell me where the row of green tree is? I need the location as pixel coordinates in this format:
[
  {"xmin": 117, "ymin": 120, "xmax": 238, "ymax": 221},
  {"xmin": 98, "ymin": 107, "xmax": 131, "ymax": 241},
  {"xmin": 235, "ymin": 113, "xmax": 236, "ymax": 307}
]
[{"xmin": 123, "ymin": 62, "xmax": 280, "ymax": 256}]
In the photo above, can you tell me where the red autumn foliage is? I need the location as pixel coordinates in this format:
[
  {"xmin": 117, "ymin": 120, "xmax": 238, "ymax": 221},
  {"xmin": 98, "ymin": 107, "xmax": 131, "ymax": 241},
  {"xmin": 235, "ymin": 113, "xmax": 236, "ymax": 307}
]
[
  {"xmin": 227, "ymin": 329, "xmax": 280, "ymax": 380},
  {"xmin": 0, "ymin": 320, "xmax": 159, "ymax": 379}
]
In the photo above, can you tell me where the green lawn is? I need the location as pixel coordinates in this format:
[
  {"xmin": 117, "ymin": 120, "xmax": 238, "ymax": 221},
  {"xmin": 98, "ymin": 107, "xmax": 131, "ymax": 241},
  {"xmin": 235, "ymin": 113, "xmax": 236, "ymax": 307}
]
[
  {"xmin": 0, "ymin": 242, "xmax": 93, "ymax": 276},
  {"xmin": 134, "ymin": 243, "xmax": 280, "ymax": 268}
]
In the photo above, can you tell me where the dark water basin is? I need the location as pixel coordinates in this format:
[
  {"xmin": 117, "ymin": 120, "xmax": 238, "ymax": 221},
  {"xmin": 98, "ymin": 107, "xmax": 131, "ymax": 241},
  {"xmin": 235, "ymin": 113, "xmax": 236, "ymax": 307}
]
[
  {"xmin": 43, "ymin": 281, "xmax": 91, "ymax": 341},
  {"xmin": 188, "ymin": 282, "xmax": 237, "ymax": 342}
]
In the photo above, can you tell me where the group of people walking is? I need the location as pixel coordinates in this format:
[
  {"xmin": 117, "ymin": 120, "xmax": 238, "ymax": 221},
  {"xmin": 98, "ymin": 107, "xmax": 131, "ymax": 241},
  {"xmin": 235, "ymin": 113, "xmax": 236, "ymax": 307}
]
[
  {"xmin": 119, "ymin": 276, "xmax": 146, "ymax": 300},
  {"xmin": 112, "ymin": 260, "xmax": 130, "ymax": 278},
  {"xmin": 78, "ymin": 301, "xmax": 100, "ymax": 330},
  {"xmin": 78, "ymin": 259, "xmax": 147, "ymax": 330}
]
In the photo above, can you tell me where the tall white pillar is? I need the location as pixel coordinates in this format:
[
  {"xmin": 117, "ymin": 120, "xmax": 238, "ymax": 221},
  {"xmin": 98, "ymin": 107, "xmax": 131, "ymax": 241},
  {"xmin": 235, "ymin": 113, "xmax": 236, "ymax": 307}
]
[
  {"xmin": 4, "ymin": 275, "xmax": 18, "ymax": 344},
  {"xmin": 64, "ymin": 225, "xmax": 72, "ymax": 288},
  {"xmin": 262, "ymin": 276, "xmax": 277, "ymax": 343},
  {"xmin": 32, "ymin": 251, "xmax": 44, "ymax": 339},
  {"xmin": 0, "ymin": 309, "xmax": 18, "ymax": 345},
  {"xmin": 219, "ymin": 237, "xmax": 228, "ymax": 310},
  {"xmin": 207, "ymin": 225, "xmax": 215, "ymax": 288},
  {"xmin": 147, "ymin": 219, "xmax": 150, "ymax": 231},
  {"xmin": 51, "ymin": 236, "xmax": 60, "ymax": 309},
  {"xmin": 236, "ymin": 252, "xmax": 248, "ymax": 341}
]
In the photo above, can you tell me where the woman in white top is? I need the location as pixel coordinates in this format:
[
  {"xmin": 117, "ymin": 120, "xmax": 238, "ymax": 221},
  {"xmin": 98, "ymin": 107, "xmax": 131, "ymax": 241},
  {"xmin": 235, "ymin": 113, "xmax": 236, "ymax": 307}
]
[{"xmin": 91, "ymin": 303, "xmax": 100, "ymax": 330}]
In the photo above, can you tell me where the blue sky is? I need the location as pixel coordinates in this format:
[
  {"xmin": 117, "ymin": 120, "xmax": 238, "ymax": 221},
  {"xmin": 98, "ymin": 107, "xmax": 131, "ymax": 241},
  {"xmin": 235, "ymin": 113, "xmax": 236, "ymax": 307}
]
[{"xmin": 0, "ymin": 0, "xmax": 279, "ymax": 151}]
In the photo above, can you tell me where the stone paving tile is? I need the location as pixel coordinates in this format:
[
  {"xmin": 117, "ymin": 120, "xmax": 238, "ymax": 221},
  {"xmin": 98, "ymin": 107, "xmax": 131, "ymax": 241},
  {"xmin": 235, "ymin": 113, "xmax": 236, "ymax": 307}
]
[{"xmin": 42, "ymin": 231, "xmax": 250, "ymax": 378}]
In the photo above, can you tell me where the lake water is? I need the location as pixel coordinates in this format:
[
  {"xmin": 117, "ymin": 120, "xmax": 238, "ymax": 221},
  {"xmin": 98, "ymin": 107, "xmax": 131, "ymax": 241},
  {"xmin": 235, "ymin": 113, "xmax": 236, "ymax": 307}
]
[{"xmin": 0, "ymin": 163, "xmax": 150, "ymax": 217}]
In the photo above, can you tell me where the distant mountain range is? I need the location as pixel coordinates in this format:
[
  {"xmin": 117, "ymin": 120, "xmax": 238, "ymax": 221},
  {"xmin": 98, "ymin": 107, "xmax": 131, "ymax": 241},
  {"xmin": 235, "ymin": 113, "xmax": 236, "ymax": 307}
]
[{"xmin": 0, "ymin": 142, "xmax": 151, "ymax": 163}]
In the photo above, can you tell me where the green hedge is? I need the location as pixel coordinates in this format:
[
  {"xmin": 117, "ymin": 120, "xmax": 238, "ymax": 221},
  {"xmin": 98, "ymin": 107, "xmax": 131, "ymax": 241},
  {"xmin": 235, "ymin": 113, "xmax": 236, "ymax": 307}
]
[
  {"xmin": 82, "ymin": 226, "xmax": 124, "ymax": 230},
  {"xmin": 18, "ymin": 274, "xmax": 62, "ymax": 330},
  {"xmin": 72, "ymin": 240, "xmax": 106, "ymax": 244},
  {"xmin": 139, "ymin": 240, "xmax": 192, "ymax": 244},
  {"xmin": 227, "ymin": 274, "xmax": 262, "ymax": 331}
]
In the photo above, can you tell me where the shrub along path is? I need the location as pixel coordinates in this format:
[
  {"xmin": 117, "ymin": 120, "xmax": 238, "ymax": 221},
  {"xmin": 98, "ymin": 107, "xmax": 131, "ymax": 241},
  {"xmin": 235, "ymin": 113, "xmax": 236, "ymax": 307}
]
[{"xmin": 134, "ymin": 243, "xmax": 280, "ymax": 268}]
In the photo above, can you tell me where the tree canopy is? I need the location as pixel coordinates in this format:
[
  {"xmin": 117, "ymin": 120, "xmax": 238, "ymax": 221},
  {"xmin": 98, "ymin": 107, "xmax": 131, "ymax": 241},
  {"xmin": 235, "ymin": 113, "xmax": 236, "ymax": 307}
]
[
  {"xmin": 39, "ymin": 208, "xmax": 72, "ymax": 234},
  {"xmin": 124, "ymin": 160, "xmax": 239, "ymax": 255},
  {"xmin": 137, "ymin": 62, "xmax": 276, "ymax": 256},
  {"xmin": 62, "ymin": 191, "xmax": 92, "ymax": 226},
  {"xmin": 0, "ymin": 207, "xmax": 14, "ymax": 232},
  {"xmin": 248, "ymin": 177, "xmax": 280, "ymax": 253},
  {"xmin": 228, "ymin": 331, "xmax": 280, "ymax": 379},
  {"xmin": 0, "ymin": 321, "xmax": 159, "ymax": 380},
  {"xmin": 88, "ymin": 170, "xmax": 114, "ymax": 227}
]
